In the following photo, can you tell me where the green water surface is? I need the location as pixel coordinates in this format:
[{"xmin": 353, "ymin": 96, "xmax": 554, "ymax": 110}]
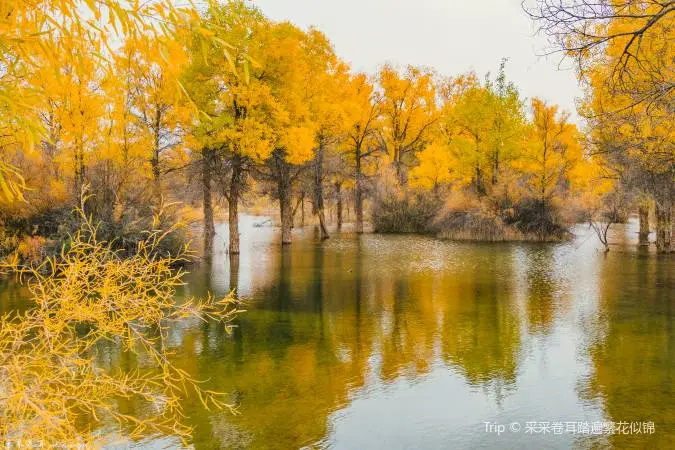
[{"xmin": 1, "ymin": 217, "xmax": 672, "ymax": 449}]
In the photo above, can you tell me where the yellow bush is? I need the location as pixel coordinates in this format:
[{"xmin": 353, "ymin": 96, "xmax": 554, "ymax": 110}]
[
  {"xmin": 15, "ymin": 235, "xmax": 46, "ymax": 263},
  {"xmin": 0, "ymin": 209, "xmax": 241, "ymax": 446}
]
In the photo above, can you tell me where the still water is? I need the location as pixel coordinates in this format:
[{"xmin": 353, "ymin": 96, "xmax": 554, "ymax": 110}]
[{"xmin": 1, "ymin": 217, "xmax": 673, "ymax": 449}]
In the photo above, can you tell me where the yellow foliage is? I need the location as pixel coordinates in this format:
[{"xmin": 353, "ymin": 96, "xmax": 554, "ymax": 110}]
[
  {"xmin": 409, "ymin": 141, "xmax": 456, "ymax": 190},
  {"xmin": 14, "ymin": 235, "xmax": 46, "ymax": 263},
  {"xmin": 378, "ymin": 64, "xmax": 439, "ymax": 178},
  {"xmin": 0, "ymin": 0, "xmax": 212, "ymax": 204},
  {"xmin": 281, "ymin": 126, "xmax": 316, "ymax": 165},
  {"xmin": 0, "ymin": 207, "xmax": 241, "ymax": 445},
  {"xmin": 579, "ymin": 2, "xmax": 673, "ymax": 183},
  {"xmin": 438, "ymin": 66, "xmax": 525, "ymax": 194},
  {"xmin": 514, "ymin": 98, "xmax": 583, "ymax": 202}
]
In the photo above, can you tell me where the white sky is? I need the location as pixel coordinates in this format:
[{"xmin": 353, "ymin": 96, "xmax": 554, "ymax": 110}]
[{"xmin": 251, "ymin": 0, "xmax": 582, "ymax": 123}]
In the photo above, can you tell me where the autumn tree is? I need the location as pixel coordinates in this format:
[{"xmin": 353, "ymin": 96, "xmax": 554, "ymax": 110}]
[
  {"xmin": 437, "ymin": 66, "xmax": 524, "ymax": 198},
  {"xmin": 378, "ymin": 64, "xmax": 439, "ymax": 185},
  {"xmin": 526, "ymin": 0, "xmax": 673, "ymax": 107},
  {"xmin": 185, "ymin": 1, "xmax": 276, "ymax": 254},
  {"xmin": 485, "ymin": 60, "xmax": 525, "ymax": 187},
  {"xmin": 583, "ymin": 37, "xmax": 673, "ymax": 251},
  {"xmin": 125, "ymin": 35, "xmax": 190, "ymax": 206},
  {"xmin": 255, "ymin": 22, "xmax": 317, "ymax": 245},
  {"xmin": 513, "ymin": 98, "xmax": 584, "ymax": 239},
  {"xmin": 0, "ymin": 0, "xmax": 212, "ymax": 204},
  {"xmin": 32, "ymin": 36, "xmax": 106, "ymax": 198},
  {"xmin": 303, "ymin": 32, "xmax": 351, "ymax": 240},
  {"xmin": 341, "ymin": 74, "xmax": 383, "ymax": 233},
  {"xmin": 527, "ymin": 0, "xmax": 674, "ymax": 251}
]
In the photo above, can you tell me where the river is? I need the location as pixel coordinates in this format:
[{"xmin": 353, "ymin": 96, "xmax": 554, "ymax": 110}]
[{"xmin": 1, "ymin": 216, "xmax": 673, "ymax": 449}]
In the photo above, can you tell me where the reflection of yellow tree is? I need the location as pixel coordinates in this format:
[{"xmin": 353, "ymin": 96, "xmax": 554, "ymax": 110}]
[
  {"xmin": 83, "ymin": 239, "xmax": 531, "ymax": 448},
  {"xmin": 582, "ymin": 255, "xmax": 675, "ymax": 448},
  {"xmin": 377, "ymin": 272, "xmax": 439, "ymax": 381},
  {"xmin": 523, "ymin": 248, "xmax": 557, "ymax": 336},
  {"xmin": 439, "ymin": 249, "xmax": 521, "ymax": 391},
  {"xmin": 167, "ymin": 243, "xmax": 379, "ymax": 449}
]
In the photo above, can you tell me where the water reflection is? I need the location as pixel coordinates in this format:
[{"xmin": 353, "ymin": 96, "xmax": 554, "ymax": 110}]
[
  {"xmin": 439, "ymin": 247, "xmax": 520, "ymax": 393},
  {"xmin": 1, "ymin": 219, "xmax": 672, "ymax": 449},
  {"xmin": 172, "ymin": 220, "xmax": 674, "ymax": 448},
  {"xmin": 580, "ymin": 250, "xmax": 674, "ymax": 449}
]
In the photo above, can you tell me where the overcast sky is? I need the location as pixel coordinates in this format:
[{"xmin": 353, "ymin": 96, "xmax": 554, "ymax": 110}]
[{"xmin": 251, "ymin": 0, "xmax": 582, "ymax": 122}]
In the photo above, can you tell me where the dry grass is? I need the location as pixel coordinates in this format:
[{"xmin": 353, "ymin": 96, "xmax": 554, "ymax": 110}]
[
  {"xmin": 434, "ymin": 210, "xmax": 527, "ymax": 241},
  {"xmin": 372, "ymin": 185, "xmax": 571, "ymax": 242}
]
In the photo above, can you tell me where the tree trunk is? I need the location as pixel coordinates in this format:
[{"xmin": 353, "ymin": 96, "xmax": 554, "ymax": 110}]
[
  {"xmin": 291, "ymin": 194, "xmax": 304, "ymax": 228},
  {"xmin": 229, "ymin": 252, "xmax": 240, "ymax": 296},
  {"xmin": 393, "ymin": 144, "xmax": 409, "ymax": 185},
  {"xmin": 313, "ymin": 139, "xmax": 329, "ymax": 240},
  {"xmin": 275, "ymin": 151, "xmax": 293, "ymax": 245},
  {"xmin": 395, "ymin": 160, "xmax": 402, "ymax": 185},
  {"xmin": 474, "ymin": 140, "xmax": 485, "ymax": 196},
  {"xmin": 474, "ymin": 163, "xmax": 485, "ymax": 196},
  {"xmin": 228, "ymin": 156, "xmax": 243, "ymax": 254},
  {"xmin": 151, "ymin": 107, "xmax": 163, "ymax": 207},
  {"xmin": 355, "ymin": 148, "xmax": 364, "ymax": 234},
  {"xmin": 638, "ymin": 203, "xmax": 650, "ymax": 245},
  {"xmin": 655, "ymin": 201, "xmax": 672, "ymax": 253},
  {"xmin": 318, "ymin": 208, "xmax": 329, "ymax": 239},
  {"xmin": 151, "ymin": 149, "xmax": 161, "ymax": 206},
  {"xmin": 336, "ymin": 181, "xmax": 343, "ymax": 231},
  {"xmin": 492, "ymin": 147, "xmax": 499, "ymax": 185},
  {"xmin": 79, "ymin": 151, "xmax": 85, "ymax": 191},
  {"xmin": 74, "ymin": 148, "xmax": 85, "ymax": 195},
  {"xmin": 202, "ymin": 148, "xmax": 216, "ymax": 257}
]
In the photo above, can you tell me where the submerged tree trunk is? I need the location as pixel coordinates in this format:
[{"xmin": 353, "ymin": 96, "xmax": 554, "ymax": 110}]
[
  {"xmin": 317, "ymin": 204, "xmax": 329, "ymax": 239},
  {"xmin": 274, "ymin": 151, "xmax": 293, "ymax": 245},
  {"xmin": 655, "ymin": 201, "xmax": 672, "ymax": 253},
  {"xmin": 291, "ymin": 194, "xmax": 305, "ymax": 228},
  {"xmin": 227, "ymin": 156, "xmax": 243, "ymax": 255},
  {"xmin": 638, "ymin": 203, "xmax": 650, "ymax": 245},
  {"xmin": 202, "ymin": 148, "xmax": 216, "ymax": 257},
  {"xmin": 229, "ymin": 252, "xmax": 240, "ymax": 296},
  {"xmin": 313, "ymin": 140, "xmax": 329, "ymax": 240},
  {"xmin": 355, "ymin": 147, "xmax": 364, "ymax": 234},
  {"xmin": 336, "ymin": 181, "xmax": 343, "ymax": 231}
]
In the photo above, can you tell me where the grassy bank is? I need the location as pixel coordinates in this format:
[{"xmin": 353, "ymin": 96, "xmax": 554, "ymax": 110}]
[{"xmin": 372, "ymin": 188, "xmax": 574, "ymax": 242}]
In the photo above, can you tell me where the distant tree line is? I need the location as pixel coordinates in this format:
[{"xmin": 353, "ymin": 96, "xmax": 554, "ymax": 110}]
[{"xmin": 1, "ymin": 0, "xmax": 672, "ymax": 261}]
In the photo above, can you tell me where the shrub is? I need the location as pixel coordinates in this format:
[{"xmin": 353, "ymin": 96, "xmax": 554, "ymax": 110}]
[
  {"xmin": 505, "ymin": 198, "xmax": 570, "ymax": 241},
  {"xmin": 1, "ymin": 193, "xmax": 191, "ymax": 263},
  {"xmin": 0, "ymin": 209, "xmax": 240, "ymax": 446},
  {"xmin": 0, "ymin": 231, "xmax": 47, "ymax": 264},
  {"xmin": 434, "ymin": 208, "xmax": 524, "ymax": 241},
  {"xmin": 371, "ymin": 189, "xmax": 443, "ymax": 233},
  {"xmin": 0, "ymin": 231, "xmax": 19, "ymax": 259}
]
